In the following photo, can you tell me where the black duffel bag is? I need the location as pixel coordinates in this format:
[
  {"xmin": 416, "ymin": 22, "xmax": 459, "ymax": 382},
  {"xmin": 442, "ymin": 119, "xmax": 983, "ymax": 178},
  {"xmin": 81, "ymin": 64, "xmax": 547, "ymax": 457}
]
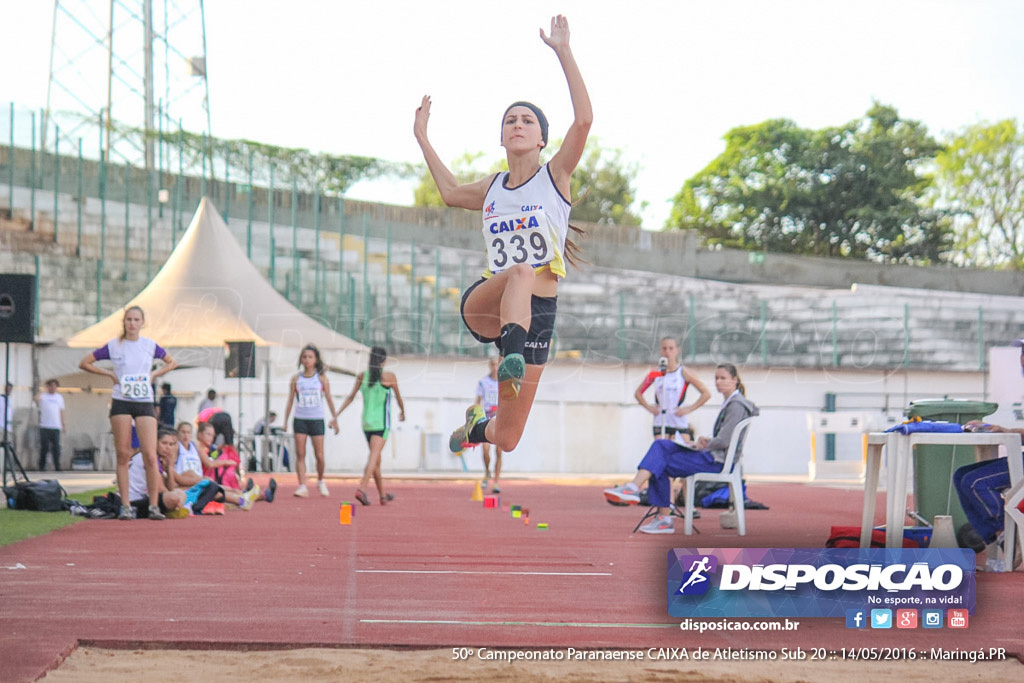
[{"xmin": 4, "ymin": 479, "xmax": 68, "ymax": 511}]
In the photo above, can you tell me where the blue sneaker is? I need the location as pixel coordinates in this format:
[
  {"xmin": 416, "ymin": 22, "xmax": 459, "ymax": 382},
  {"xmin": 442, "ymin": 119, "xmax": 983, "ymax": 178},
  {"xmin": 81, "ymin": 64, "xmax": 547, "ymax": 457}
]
[
  {"xmin": 265, "ymin": 478, "xmax": 277, "ymax": 503},
  {"xmin": 497, "ymin": 353, "xmax": 525, "ymax": 400},
  {"xmin": 449, "ymin": 404, "xmax": 486, "ymax": 453}
]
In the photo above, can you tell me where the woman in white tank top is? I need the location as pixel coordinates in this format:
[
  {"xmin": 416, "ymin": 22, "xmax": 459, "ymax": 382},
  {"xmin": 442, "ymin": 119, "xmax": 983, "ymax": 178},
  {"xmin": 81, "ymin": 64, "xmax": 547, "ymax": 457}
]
[
  {"xmin": 283, "ymin": 344, "xmax": 339, "ymax": 498},
  {"xmin": 414, "ymin": 14, "xmax": 592, "ymax": 457},
  {"xmin": 79, "ymin": 305, "xmax": 177, "ymax": 520}
]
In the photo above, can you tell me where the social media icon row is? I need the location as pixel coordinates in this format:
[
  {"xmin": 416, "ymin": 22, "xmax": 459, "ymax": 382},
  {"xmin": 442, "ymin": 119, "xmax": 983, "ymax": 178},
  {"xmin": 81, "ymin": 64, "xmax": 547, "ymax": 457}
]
[{"xmin": 845, "ymin": 608, "xmax": 968, "ymax": 629}]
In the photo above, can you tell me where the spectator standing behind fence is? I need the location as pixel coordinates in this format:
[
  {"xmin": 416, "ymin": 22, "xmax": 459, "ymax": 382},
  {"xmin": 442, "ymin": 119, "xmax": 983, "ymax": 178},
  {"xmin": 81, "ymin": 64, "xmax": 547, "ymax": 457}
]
[
  {"xmin": 157, "ymin": 382, "xmax": 177, "ymax": 428},
  {"xmin": 35, "ymin": 379, "xmax": 66, "ymax": 471}
]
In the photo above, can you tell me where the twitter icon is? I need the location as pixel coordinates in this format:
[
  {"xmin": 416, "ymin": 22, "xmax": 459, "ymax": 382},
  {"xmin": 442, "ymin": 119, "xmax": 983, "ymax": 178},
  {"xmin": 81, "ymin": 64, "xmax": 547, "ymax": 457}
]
[{"xmin": 871, "ymin": 609, "xmax": 892, "ymax": 629}]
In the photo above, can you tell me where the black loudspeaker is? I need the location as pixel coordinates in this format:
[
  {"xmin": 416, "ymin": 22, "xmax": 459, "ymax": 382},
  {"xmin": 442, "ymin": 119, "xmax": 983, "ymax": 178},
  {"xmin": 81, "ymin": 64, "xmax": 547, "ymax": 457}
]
[
  {"xmin": 224, "ymin": 340, "xmax": 256, "ymax": 378},
  {"xmin": 0, "ymin": 274, "xmax": 36, "ymax": 343}
]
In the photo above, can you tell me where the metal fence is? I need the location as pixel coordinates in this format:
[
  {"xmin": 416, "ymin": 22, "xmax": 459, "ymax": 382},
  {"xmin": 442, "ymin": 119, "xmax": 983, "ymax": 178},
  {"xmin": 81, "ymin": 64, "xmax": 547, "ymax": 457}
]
[{"xmin": 2, "ymin": 102, "xmax": 1021, "ymax": 369}]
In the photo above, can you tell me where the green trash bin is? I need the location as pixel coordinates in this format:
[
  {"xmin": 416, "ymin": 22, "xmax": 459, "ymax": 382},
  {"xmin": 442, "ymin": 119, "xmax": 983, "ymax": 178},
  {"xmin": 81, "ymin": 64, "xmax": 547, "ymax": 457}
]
[{"xmin": 903, "ymin": 399, "xmax": 998, "ymax": 531}]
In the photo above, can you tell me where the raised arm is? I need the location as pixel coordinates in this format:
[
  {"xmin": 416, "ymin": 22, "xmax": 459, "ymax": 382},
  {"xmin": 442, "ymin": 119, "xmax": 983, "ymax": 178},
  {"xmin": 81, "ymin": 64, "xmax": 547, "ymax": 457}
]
[
  {"xmin": 542, "ymin": 15, "xmax": 593, "ymax": 191},
  {"xmin": 414, "ymin": 95, "xmax": 495, "ymax": 210}
]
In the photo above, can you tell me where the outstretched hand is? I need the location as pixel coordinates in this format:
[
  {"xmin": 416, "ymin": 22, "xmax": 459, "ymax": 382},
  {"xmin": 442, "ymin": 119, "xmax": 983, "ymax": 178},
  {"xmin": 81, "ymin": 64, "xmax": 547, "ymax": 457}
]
[
  {"xmin": 539, "ymin": 14, "xmax": 571, "ymax": 51},
  {"xmin": 414, "ymin": 95, "xmax": 431, "ymax": 142}
]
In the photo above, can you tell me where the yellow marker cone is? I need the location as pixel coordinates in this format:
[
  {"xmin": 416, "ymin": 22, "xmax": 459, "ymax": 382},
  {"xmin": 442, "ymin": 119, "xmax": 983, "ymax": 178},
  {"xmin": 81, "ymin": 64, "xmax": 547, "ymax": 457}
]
[{"xmin": 471, "ymin": 481, "xmax": 484, "ymax": 502}]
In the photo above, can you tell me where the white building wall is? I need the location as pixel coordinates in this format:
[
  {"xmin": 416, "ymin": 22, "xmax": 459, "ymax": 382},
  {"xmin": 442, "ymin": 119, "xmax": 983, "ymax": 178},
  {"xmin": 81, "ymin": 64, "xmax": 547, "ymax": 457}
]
[{"xmin": 9, "ymin": 347, "xmax": 1001, "ymax": 476}]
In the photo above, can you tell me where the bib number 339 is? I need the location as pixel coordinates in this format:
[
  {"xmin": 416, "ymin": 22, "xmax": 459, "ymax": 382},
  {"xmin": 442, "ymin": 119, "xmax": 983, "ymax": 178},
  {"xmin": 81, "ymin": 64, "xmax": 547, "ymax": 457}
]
[
  {"xmin": 484, "ymin": 212, "xmax": 554, "ymax": 273},
  {"xmin": 120, "ymin": 373, "xmax": 152, "ymax": 400}
]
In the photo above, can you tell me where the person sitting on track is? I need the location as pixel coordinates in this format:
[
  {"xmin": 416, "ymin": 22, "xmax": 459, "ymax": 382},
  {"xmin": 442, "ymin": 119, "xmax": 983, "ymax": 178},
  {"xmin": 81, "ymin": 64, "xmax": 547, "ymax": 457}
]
[
  {"xmin": 164, "ymin": 426, "xmax": 274, "ymax": 510},
  {"xmin": 126, "ymin": 428, "xmax": 188, "ymax": 519}
]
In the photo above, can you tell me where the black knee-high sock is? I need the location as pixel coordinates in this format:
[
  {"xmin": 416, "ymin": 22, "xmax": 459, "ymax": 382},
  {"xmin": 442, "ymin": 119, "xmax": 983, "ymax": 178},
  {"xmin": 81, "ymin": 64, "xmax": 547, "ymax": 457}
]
[
  {"xmin": 500, "ymin": 323, "xmax": 527, "ymax": 357},
  {"xmin": 469, "ymin": 418, "xmax": 490, "ymax": 444}
]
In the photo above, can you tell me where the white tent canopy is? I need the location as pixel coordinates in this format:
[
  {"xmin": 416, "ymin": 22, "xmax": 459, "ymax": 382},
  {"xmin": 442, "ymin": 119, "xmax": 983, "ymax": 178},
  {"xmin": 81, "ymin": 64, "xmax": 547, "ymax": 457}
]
[{"xmin": 43, "ymin": 197, "xmax": 368, "ymax": 376}]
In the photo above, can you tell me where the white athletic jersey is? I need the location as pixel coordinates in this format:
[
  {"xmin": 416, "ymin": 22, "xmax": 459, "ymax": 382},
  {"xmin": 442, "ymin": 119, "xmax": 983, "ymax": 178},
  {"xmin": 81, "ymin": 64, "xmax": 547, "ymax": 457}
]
[
  {"xmin": 476, "ymin": 375, "xmax": 499, "ymax": 418},
  {"xmin": 127, "ymin": 452, "xmax": 148, "ymax": 501},
  {"xmin": 481, "ymin": 164, "xmax": 572, "ymax": 279},
  {"xmin": 92, "ymin": 337, "xmax": 167, "ymax": 402},
  {"xmin": 176, "ymin": 441, "xmax": 203, "ymax": 476},
  {"xmin": 37, "ymin": 392, "xmax": 65, "ymax": 429},
  {"xmin": 293, "ymin": 372, "xmax": 325, "ymax": 420},
  {"xmin": 638, "ymin": 365, "xmax": 691, "ymax": 431}
]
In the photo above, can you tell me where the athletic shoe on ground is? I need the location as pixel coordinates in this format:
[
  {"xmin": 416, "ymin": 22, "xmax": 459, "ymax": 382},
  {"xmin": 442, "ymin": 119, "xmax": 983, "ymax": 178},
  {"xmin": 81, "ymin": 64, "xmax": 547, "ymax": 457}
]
[
  {"xmin": 204, "ymin": 501, "xmax": 226, "ymax": 515},
  {"xmin": 449, "ymin": 404, "xmax": 486, "ymax": 453},
  {"xmin": 957, "ymin": 522, "xmax": 986, "ymax": 553},
  {"xmin": 117, "ymin": 505, "xmax": 136, "ymax": 521},
  {"xmin": 492, "ymin": 485, "xmax": 501, "ymax": 494},
  {"xmin": 639, "ymin": 515, "xmax": 675, "ymax": 534},
  {"xmin": 380, "ymin": 492, "xmax": 395, "ymax": 505},
  {"xmin": 240, "ymin": 484, "xmax": 261, "ymax": 510},
  {"xmin": 498, "ymin": 353, "xmax": 525, "ymax": 400},
  {"xmin": 481, "ymin": 479, "xmax": 489, "ymax": 490},
  {"xmin": 265, "ymin": 478, "xmax": 277, "ymax": 503},
  {"xmin": 355, "ymin": 489, "xmax": 370, "ymax": 506},
  {"xmin": 245, "ymin": 478, "xmax": 254, "ymax": 492},
  {"xmin": 69, "ymin": 503, "xmax": 88, "ymax": 517},
  {"xmin": 166, "ymin": 507, "xmax": 190, "ymax": 519},
  {"xmin": 317, "ymin": 480, "xmax": 330, "ymax": 497},
  {"xmin": 293, "ymin": 484, "xmax": 309, "ymax": 498},
  {"xmin": 147, "ymin": 505, "xmax": 166, "ymax": 520},
  {"xmin": 603, "ymin": 484, "xmax": 641, "ymax": 504}
]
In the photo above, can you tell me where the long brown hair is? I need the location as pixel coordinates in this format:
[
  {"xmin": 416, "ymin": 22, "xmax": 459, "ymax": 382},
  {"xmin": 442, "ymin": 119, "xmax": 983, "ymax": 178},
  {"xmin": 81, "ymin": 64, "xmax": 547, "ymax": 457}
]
[
  {"xmin": 717, "ymin": 363, "xmax": 746, "ymax": 396},
  {"xmin": 297, "ymin": 344, "xmax": 325, "ymax": 375}
]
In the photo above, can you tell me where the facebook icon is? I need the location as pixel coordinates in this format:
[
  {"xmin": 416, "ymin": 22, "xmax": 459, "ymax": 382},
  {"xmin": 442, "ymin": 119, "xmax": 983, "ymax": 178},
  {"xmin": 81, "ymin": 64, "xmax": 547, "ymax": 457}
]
[{"xmin": 845, "ymin": 609, "xmax": 866, "ymax": 629}]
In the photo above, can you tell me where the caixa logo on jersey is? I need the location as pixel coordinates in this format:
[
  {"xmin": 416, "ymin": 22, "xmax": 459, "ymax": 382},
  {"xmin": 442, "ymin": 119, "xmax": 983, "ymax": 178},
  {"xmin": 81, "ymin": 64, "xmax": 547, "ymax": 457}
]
[{"xmin": 667, "ymin": 548, "xmax": 976, "ymax": 618}]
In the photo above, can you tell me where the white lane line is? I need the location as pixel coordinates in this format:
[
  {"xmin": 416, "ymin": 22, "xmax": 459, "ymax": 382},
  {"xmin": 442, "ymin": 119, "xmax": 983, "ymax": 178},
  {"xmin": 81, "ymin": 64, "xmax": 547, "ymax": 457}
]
[
  {"xmin": 360, "ymin": 619, "xmax": 676, "ymax": 629},
  {"xmin": 356, "ymin": 569, "xmax": 612, "ymax": 576}
]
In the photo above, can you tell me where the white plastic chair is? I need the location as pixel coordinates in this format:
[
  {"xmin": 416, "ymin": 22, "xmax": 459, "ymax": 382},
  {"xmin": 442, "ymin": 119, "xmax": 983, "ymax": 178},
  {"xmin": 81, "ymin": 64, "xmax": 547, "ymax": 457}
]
[
  {"xmin": 1002, "ymin": 477, "xmax": 1024, "ymax": 572},
  {"xmin": 683, "ymin": 416, "xmax": 758, "ymax": 536}
]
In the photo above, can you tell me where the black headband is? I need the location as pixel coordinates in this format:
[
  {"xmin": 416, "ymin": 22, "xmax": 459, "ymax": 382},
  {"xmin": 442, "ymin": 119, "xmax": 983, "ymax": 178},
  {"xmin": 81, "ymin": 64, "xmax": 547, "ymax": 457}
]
[{"xmin": 502, "ymin": 101, "xmax": 548, "ymax": 146}]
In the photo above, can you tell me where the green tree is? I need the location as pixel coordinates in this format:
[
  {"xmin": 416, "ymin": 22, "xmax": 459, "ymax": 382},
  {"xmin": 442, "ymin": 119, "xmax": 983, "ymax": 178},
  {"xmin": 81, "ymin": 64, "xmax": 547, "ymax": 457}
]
[
  {"xmin": 668, "ymin": 104, "xmax": 951, "ymax": 262},
  {"xmin": 413, "ymin": 152, "xmax": 502, "ymax": 207},
  {"xmin": 933, "ymin": 119, "xmax": 1024, "ymax": 269},
  {"xmin": 568, "ymin": 138, "xmax": 644, "ymax": 226},
  {"xmin": 101, "ymin": 115, "xmax": 415, "ymax": 194}
]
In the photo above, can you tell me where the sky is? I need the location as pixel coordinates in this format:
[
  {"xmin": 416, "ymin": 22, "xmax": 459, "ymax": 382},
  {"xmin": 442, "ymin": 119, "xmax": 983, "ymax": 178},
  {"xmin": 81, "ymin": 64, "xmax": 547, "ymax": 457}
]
[{"xmin": 2, "ymin": 0, "xmax": 1023, "ymax": 229}]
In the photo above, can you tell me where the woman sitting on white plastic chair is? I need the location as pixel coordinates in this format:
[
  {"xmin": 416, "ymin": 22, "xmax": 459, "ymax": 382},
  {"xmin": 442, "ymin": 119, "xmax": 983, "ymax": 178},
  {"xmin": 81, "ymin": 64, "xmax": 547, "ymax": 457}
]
[{"xmin": 605, "ymin": 363, "xmax": 758, "ymax": 534}]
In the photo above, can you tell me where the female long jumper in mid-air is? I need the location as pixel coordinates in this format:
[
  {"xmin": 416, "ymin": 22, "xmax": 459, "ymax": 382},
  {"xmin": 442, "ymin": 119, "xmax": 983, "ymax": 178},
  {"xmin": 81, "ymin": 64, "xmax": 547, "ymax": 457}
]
[{"xmin": 414, "ymin": 14, "xmax": 592, "ymax": 454}]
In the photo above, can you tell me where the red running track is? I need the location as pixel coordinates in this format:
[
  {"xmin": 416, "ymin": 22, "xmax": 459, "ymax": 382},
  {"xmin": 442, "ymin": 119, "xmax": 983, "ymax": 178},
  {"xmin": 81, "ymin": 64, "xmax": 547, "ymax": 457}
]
[{"xmin": 0, "ymin": 478, "xmax": 1021, "ymax": 681}]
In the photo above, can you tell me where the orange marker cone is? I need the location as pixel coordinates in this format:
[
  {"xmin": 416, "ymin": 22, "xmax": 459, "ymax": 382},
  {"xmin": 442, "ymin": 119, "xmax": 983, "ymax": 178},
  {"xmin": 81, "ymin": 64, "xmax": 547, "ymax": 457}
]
[{"xmin": 471, "ymin": 481, "xmax": 484, "ymax": 502}]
